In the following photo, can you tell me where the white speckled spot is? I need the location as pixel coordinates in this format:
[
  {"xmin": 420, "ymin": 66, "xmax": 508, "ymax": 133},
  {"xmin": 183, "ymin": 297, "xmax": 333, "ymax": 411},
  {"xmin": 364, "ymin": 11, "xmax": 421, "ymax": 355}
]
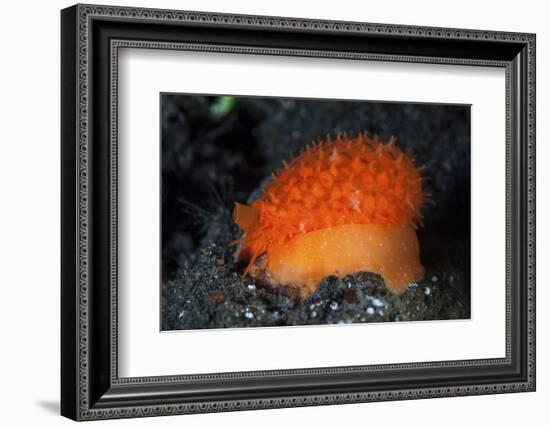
[{"xmin": 372, "ymin": 298, "xmax": 385, "ymax": 308}]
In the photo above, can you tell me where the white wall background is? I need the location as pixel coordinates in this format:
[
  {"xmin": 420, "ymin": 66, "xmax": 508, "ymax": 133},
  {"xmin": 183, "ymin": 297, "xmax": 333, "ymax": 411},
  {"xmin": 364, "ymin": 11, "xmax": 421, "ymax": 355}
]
[{"xmin": 0, "ymin": 0, "xmax": 546, "ymax": 424}]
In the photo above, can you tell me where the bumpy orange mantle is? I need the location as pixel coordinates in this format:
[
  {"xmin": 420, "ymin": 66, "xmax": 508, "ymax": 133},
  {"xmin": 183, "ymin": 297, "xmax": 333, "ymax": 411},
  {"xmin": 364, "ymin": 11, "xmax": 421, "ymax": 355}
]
[{"xmin": 233, "ymin": 133, "xmax": 426, "ymax": 296}]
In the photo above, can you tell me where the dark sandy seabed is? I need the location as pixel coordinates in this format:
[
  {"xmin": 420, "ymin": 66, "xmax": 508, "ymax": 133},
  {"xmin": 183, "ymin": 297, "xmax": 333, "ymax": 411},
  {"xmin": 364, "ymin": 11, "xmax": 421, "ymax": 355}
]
[{"xmin": 161, "ymin": 95, "xmax": 471, "ymax": 330}]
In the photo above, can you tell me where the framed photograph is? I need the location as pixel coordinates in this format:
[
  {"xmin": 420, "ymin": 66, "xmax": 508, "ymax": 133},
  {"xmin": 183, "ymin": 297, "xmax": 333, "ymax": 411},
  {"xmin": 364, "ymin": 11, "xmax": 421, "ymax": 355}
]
[{"xmin": 61, "ymin": 4, "xmax": 536, "ymax": 421}]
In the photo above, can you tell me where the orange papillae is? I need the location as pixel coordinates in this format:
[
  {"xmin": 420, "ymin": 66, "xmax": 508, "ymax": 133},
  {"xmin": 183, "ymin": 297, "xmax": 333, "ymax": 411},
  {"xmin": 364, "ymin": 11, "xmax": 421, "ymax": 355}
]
[{"xmin": 233, "ymin": 132, "xmax": 426, "ymax": 296}]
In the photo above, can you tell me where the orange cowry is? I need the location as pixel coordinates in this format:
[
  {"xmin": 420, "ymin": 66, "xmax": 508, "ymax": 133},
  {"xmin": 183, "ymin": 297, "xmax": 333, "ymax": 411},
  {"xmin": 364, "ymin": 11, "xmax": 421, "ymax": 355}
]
[{"xmin": 233, "ymin": 132, "xmax": 426, "ymax": 296}]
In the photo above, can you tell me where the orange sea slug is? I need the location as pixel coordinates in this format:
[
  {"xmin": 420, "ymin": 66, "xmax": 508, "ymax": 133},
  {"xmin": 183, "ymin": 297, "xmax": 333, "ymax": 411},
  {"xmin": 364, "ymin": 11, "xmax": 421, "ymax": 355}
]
[{"xmin": 233, "ymin": 132, "xmax": 426, "ymax": 297}]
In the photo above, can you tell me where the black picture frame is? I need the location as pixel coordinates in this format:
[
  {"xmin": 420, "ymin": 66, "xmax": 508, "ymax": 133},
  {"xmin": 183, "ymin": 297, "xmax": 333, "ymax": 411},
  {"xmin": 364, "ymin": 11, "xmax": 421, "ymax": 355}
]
[{"xmin": 61, "ymin": 4, "xmax": 536, "ymax": 421}]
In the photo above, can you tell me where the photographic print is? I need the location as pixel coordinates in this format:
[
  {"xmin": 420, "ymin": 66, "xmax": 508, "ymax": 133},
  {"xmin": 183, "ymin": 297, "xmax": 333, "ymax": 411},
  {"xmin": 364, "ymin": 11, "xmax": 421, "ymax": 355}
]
[{"xmin": 161, "ymin": 94, "xmax": 471, "ymax": 331}]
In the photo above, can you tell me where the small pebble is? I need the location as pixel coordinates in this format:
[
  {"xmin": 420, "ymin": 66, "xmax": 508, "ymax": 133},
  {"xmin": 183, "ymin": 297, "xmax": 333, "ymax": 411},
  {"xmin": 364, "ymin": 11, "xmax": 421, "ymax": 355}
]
[
  {"xmin": 366, "ymin": 307, "xmax": 375, "ymax": 316},
  {"xmin": 344, "ymin": 289, "xmax": 357, "ymax": 304},
  {"xmin": 431, "ymin": 275, "xmax": 438, "ymax": 283},
  {"xmin": 209, "ymin": 290, "xmax": 226, "ymax": 304},
  {"xmin": 372, "ymin": 298, "xmax": 385, "ymax": 308},
  {"xmin": 247, "ymin": 283, "xmax": 256, "ymax": 290},
  {"xmin": 244, "ymin": 310, "xmax": 254, "ymax": 320}
]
